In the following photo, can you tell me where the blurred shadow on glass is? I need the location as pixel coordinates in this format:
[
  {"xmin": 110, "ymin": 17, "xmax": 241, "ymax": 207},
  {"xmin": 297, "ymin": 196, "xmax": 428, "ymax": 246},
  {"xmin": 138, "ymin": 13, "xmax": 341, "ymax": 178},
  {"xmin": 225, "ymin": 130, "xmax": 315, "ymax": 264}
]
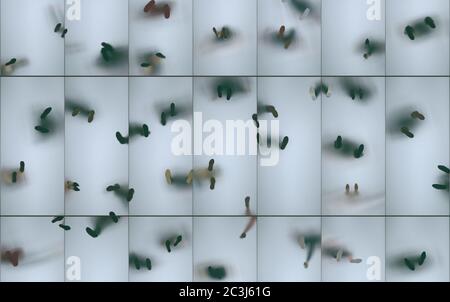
[
  {"xmin": 339, "ymin": 78, "xmax": 377, "ymax": 103},
  {"xmin": 1, "ymin": 58, "xmax": 29, "ymax": 75},
  {"xmin": 95, "ymin": 43, "xmax": 128, "ymax": 70},
  {"xmin": 356, "ymin": 37, "xmax": 385, "ymax": 60},
  {"xmin": 207, "ymin": 78, "xmax": 251, "ymax": 101},
  {"xmin": 129, "ymin": 252, "xmax": 154, "ymax": 271},
  {"xmin": 105, "ymin": 183, "xmax": 134, "ymax": 205},
  {"xmin": 387, "ymin": 106, "xmax": 426, "ymax": 138},
  {"xmin": 196, "ymin": 262, "xmax": 234, "ymax": 281},
  {"xmin": 322, "ymin": 239, "xmax": 362, "ymax": 264},
  {"xmin": 48, "ymin": 4, "xmax": 67, "ymax": 39},
  {"xmin": 198, "ymin": 26, "xmax": 244, "ymax": 54},
  {"xmin": 137, "ymin": 50, "xmax": 166, "ymax": 75},
  {"xmin": 389, "ymin": 251, "xmax": 431, "ymax": 272},
  {"xmin": 1, "ymin": 161, "xmax": 26, "ymax": 188},
  {"xmin": 1, "ymin": 245, "xmax": 62, "ymax": 267},
  {"xmin": 291, "ymin": 230, "xmax": 321, "ymax": 269},
  {"xmin": 401, "ymin": 16, "xmax": 439, "ymax": 42},
  {"xmin": 261, "ymin": 25, "xmax": 301, "ymax": 51},
  {"xmin": 153, "ymin": 101, "xmax": 190, "ymax": 123},
  {"xmin": 66, "ymin": 99, "xmax": 96, "ymax": 123},
  {"xmin": 282, "ymin": 0, "xmax": 321, "ymax": 22},
  {"xmin": 143, "ymin": 0, "xmax": 172, "ymax": 19},
  {"xmin": 159, "ymin": 231, "xmax": 186, "ymax": 254},
  {"xmin": 33, "ymin": 106, "xmax": 63, "ymax": 140},
  {"xmin": 323, "ymin": 135, "xmax": 366, "ymax": 160},
  {"xmin": 85, "ymin": 216, "xmax": 123, "ymax": 238}
]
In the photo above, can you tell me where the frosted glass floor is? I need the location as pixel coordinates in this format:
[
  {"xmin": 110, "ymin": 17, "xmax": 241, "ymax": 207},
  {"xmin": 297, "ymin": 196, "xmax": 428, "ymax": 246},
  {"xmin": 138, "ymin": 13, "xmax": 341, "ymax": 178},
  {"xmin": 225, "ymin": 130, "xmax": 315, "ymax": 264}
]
[{"xmin": 0, "ymin": 0, "xmax": 450, "ymax": 282}]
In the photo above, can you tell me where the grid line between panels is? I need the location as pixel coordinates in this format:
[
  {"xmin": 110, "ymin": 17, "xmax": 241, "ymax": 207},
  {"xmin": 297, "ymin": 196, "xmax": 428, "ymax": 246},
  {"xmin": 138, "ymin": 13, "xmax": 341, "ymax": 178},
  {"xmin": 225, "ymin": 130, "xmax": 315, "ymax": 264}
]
[
  {"xmin": 63, "ymin": 0, "xmax": 66, "ymax": 282},
  {"xmin": 127, "ymin": 0, "xmax": 130, "ymax": 283},
  {"xmin": 256, "ymin": 0, "xmax": 259, "ymax": 283},
  {"xmin": 320, "ymin": 0, "xmax": 323, "ymax": 283},
  {"xmin": 384, "ymin": 1, "xmax": 387, "ymax": 281}
]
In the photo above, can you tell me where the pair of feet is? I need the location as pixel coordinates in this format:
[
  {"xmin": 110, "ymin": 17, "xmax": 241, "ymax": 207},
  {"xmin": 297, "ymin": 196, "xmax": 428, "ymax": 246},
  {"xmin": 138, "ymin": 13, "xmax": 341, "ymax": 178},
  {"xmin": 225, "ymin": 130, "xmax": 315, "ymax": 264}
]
[
  {"xmin": 213, "ymin": 27, "xmax": 232, "ymax": 40},
  {"xmin": 165, "ymin": 235, "xmax": 183, "ymax": 253},
  {"xmin": 161, "ymin": 102, "xmax": 177, "ymax": 125},
  {"xmin": 51, "ymin": 216, "xmax": 71, "ymax": 230},
  {"xmin": 405, "ymin": 17, "xmax": 436, "ymax": 40},
  {"xmin": 141, "ymin": 52, "xmax": 166, "ymax": 72},
  {"xmin": 144, "ymin": 0, "xmax": 171, "ymax": 19},
  {"xmin": 54, "ymin": 23, "xmax": 68, "ymax": 38},
  {"xmin": 166, "ymin": 163, "xmax": 216, "ymax": 189},
  {"xmin": 345, "ymin": 183, "xmax": 359, "ymax": 194},
  {"xmin": 404, "ymin": 251, "xmax": 427, "ymax": 271},
  {"xmin": 432, "ymin": 165, "xmax": 449, "ymax": 191},
  {"xmin": 217, "ymin": 85, "xmax": 233, "ymax": 100},
  {"xmin": 401, "ymin": 111, "xmax": 425, "ymax": 138},
  {"xmin": 72, "ymin": 108, "xmax": 95, "ymax": 123},
  {"xmin": 363, "ymin": 38, "xmax": 373, "ymax": 59},
  {"xmin": 10, "ymin": 161, "xmax": 25, "ymax": 183},
  {"xmin": 100, "ymin": 42, "xmax": 117, "ymax": 62},
  {"xmin": 35, "ymin": 107, "xmax": 54, "ymax": 134},
  {"xmin": 66, "ymin": 180, "xmax": 80, "ymax": 191},
  {"xmin": 277, "ymin": 25, "xmax": 295, "ymax": 49},
  {"xmin": 85, "ymin": 215, "xmax": 121, "ymax": 238},
  {"xmin": 350, "ymin": 88, "xmax": 364, "ymax": 100},
  {"xmin": 131, "ymin": 255, "xmax": 152, "ymax": 270},
  {"xmin": 106, "ymin": 184, "xmax": 135, "ymax": 202},
  {"xmin": 310, "ymin": 84, "xmax": 331, "ymax": 100},
  {"xmin": 334, "ymin": 136, "xmax": 365, "ymax": 159}
]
